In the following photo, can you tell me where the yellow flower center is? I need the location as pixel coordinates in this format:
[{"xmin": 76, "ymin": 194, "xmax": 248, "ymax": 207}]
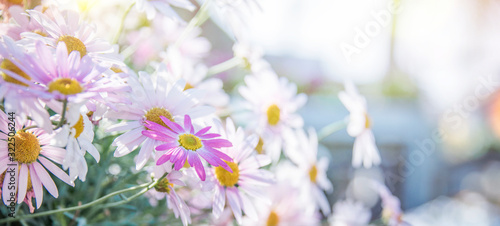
[
  {"xmin": 0, "ymin": 59, "xmax": 31, "ymax": 87},
  {"xmin": 267, "ymin": 104, "xmax": 280, "ymax": 126},
  {"xmin": 7, "ymin": 0, "xmax": 23, "ymax": 5},
  {"xmin": 215, "ymin": 161, "xmax": 239, "ymax": 187},
  {"xmin": 154, "ymin": 178, "xmax": 173, "ymax": 194},
  {"xmin": 57, "ymin": 35, "xmax": 87, "ymax": 57},
  {"xmin": 144, "ymin": 107, "xmax": 174, "ymax": 129},
  {"xmin": 365, "ymin": 113, "xmax": 371, "ymax": 129},
  {"xmin": 309, "ymin": 165, "xmax": 318, "ymax": 183},
  {"xmin": 255, "ymin": 137, "xmax": 264, "ymax": 154},
  {"xmin": 48, "ymin": 78, "xmax": 83, "ymax": 95},
  {"xmin": 183, "ymin": 83, "xmax": 194, "ymax": 91},
  {"xmin": 72, "ymin": 115, "xmax": 84, "ymax": 138},
  {"xmin": 266, "ymin": 211, "xmax": 280, "ymax": 226},
  {"xmin": 178, "ymin": 134, "xmax": 202, "ymax": 151},
  {"xmin": 10, "ymin": 131, "xmax": 41, "ymax": 164}
]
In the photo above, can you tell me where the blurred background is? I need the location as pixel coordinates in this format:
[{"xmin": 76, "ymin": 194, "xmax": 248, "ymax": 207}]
[{"xmin": 205, "ymin": 0, "xmax": 500, "ymax": 225}]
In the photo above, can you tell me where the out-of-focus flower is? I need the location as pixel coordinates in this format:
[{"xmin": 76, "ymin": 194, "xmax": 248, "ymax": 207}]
[
  {"xmin": 329, "ymin": 199, "xmax": 371, "ymax": 226},
  {"xmin": 135, "ymin": 0, "xmax": 195, "ymax": 20},
  {"xmin": 372, "ymin": 181, "xmax": 403, "ymax": 226},
  {"xmin": 162, "ymin": 48, "xmax": 228, "ymax": 107},
  {"xmin": 106, "ymin": 64, "xmax": 213, "ymax": 170},
  {"xmin": 0, "ymin": 113, "xmax": 74, "ymax": 210},
  {"xmin": 0, "ymin": 36, "xmax": 52, "ymax": 132},
  {"xmin": 208, "ymin": 118, "xmax": 273, "ymax": 224},
  {"xmin": 239, "ymin": 69, "xmax": 307, "ymax": 162},
  {"xmin": 286, "ymin": 128, "xmax": 333, "ymax": 214},
  {"xmin": 51, "ymin": 112, "xmax": 99, "ymax": 182},
  {"xmin": 142, "ymin": 114, "xmax": 233, "ymax": 181},
  {"xmin": 243, "ymin": 182, "xmax": 319, "ymax": 226},
  {"xmin": 233, "ymin": 41, "xmax": 270, "ymax": 73},
  {"xmin": 0, "ymin": 6, "xmax": 46, "ymax": 40},
  {"xmin": 146, "ymin": 159, "xmax": 191, "ymax": 226},
  {"xmin": 339, "ymin": 81, "xmax": 381, "ymax": 168},
  {"xmin": 24, "ymin": 8, "xmax": 124, "ymax": 66}
]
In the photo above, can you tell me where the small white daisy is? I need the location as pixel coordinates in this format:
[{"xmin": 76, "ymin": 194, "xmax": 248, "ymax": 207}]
[
  {"xmin": 239, "ymin": 69, "xmax": 307, "ymax": 162},
  {"xmin": 106, "ymin": 63, "xmax": 214, "ymax": 170},
  {"xmin": 339, "ymin": 81, "xmax": 381, "ymax": 168},
  {"xmin": 285, "ymin": 128, "xmax": 333, "ymax": 215}
]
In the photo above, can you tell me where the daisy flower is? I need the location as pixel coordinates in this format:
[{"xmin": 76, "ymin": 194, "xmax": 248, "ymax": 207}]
[
  {"xmin": 243, "ymin": 182, "xmax": 319, "ymax": 226},
  {"xmin": 239, "ymin": 69, "xmax": 307, "ymax": 162},
  {"xmin": 0, "ymin": 112, "xmax": 74, "ymax": 210},
  {"xmin": 106, "ymin": 64, "xmax": 213, "ymax": 170},
  {"xmin": 208, "ymin": 118, "xmax": 274, "ymax": 224},
  {"xmin": 0, "ymin": 173, "xmax": 35, "ymax": 213},
  {"xmin": 285, "ymin": 128, "xmax": 333, "ymax": 215},
  {"xmin": 162, "ymin": 48, "xmax": 229, "ymax": 107},
  {"xmin": 135, "ymin": 0, "xmax": 196, "ymax": 20},
  {"xmin": 145, "ymin": 158, "xmax": 191, "ymax": 226},
  {"xmin": 18, "ymin": 41, "xmax": 129, "ymax": 107},
  {"xmin": 329, "ymin": 199, "xmax": 371, "ymax": 226},
  {"xmin": 0, "ymin": 36, "xmax": 52, "ymax": 132},
  {"xmin": 338, "ymin": 81, "xmax": 381, "ymax": 168},
  {"xmin": 142, "ymin": 114, "xmax": 233, "ymax": 181},
  {"xmin": 23, "ymin": 8, "xmax": 124, "ymax": 66},
  {"xmin": 51, "ymin": 111, "xmax": 99, "ymax": 182},
  {"xmin": 372, "ymin": 181, "xmax": 404, "ymax": 226},
  {"xmin": 233, "ymin": 41, "xmax": 270, "ymax": 73},
  {"xmin": 1, "ymin": 5, "xmax": 47, "ymax": 40}
]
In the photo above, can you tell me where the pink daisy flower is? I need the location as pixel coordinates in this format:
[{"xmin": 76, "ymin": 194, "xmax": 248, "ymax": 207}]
[
  {"xmin": 208, "ymin": 118, "xmax": 274, "ymax": 224},
  {"xmin": 0, "ymin": 112, "xmax": 74, "ymax": 210},
  {"xmin": 18, "ymin": 41, "xmax": 129, "ymax": 105},
  {"xmin": 0, "ymin": 36, "xmax": 52, "ymax": 132},
  {"xmin": 142, "ymin": 114, "xmax": 234, "ymax": 181}
]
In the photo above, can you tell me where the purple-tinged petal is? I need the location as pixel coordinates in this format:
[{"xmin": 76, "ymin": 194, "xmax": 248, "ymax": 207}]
[
  {"xmin": 29, "ymin": 164, "xmax": 44, "ymax": 209},
  {"xmin": 143, "ymin": 120, "xmax": 178, "ymax": 138},
  {"xmin": 157, "ymin": 154, "xmax": 171, "ymax": 165},
  {"xmin": 198, "ymin": 133, "xmax": 221, "ymax": 139},
  {"xmin": 205, "ymin": 146, "xmax": 233, "ymax": 162},
  {"xmin": 142, "ymin": 130, "xmax": 175, "ymax": 142},
  {"xmin": 195, "ymin": 126, "xmax": 211, "ymax": 136},
  {"xmin": 202, "ymin": 139, "xmax": 233, "ymax": 148},
  {"xmin": 173, "ymin": 150, "xmax": 187, "ymax": 171},
  {"xmin": 183, "ymin": 115, "xmax": 193, "ymax": 134},
  {"xmin": 156, "ymin": 142, "xmax": 178, "ymax": 151},
  {"xmin": 189, "ymin": 153, "xmax": 206, "ymax": 181},
  {"xmin": 196, "ymin": 149, "xmax": 221, "ymax": 167},
  {"xmin": 160, "ymin": 116, "xmax": 185, "ymax": 133}
]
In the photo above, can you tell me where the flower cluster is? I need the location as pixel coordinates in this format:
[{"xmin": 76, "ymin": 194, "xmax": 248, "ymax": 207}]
[{"xmin": 0, "ymin": 0, "xmax": 405, "ymax": 225}]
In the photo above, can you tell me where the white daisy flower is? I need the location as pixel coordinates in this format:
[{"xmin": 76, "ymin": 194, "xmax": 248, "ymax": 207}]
[
  {"xmin": 239, "ymin": 69, "xmax": 307, "ymax": 162},
  {"xmin": 329, "ymin": 199, "xmax": 371, "ymax": 226},
  {"xmin": 286, "ymin": 128, "xmax": 333, "ymax": 215},
  {"xmin": 233, "ymin": 41, "xmax": 270, "ymax": 73},
  {"xmin": 243, "ymin": 182, "xmax": 319, "ymax": 226},
  {"xmin": 23, "ymin": 8, "xmax": 124, "ymax": 66},
  {"xmin": 372, "ymin": 181, "xmax": 404, "ymax": 226},
  {"xmin": 51, "ymin": 111, "xmax": 99, "ymax": 182},
  {"xmin": 207, "ymin": 118, "xmax": 274, "ymax": 224},
  {"xmin": 162, "ymin": 48, "xmax": 229, "ymax": 107},
  {"xmin": 338, "ymin": 81, "xmax": 381, "ymax": 168},
  {"xmin": 106, "ymin": 63, "xmax": 214, "ymax": 170},
  {"xmin": 135, "ymin": 0, "xmax": 196, "ymax": 20}
]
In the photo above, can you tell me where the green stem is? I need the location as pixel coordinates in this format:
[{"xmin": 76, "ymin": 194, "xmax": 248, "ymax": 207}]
[
  {"xmin": 173, "ymin": 0, "xmax": 211, "ymax": 48},
  {"xmin": 317, "ymin": 118, "xmax": 348, "ymax": 141},
  {"xmin": 54, "ymin": 99, "xmax": 68, "ymax": 130},
  {"xmin": 207, "ymin": 57, "xmax": 243, "ymax": 77},
  {"xmin": 112, "ymin": 2, "xmax": 136, "ymax": 44},
  {"xmin": 0, "ymin": 181, "xmax": 153, "ymax": 224}
]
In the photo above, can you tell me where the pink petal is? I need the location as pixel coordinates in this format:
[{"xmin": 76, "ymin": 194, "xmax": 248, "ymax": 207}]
[
  {"xmin": 183, "ymin": 114, "xmax": 193, "ymax": 134},
  {"xmin": 33, "ymin": 162, "xmax": 58, "ymax": 198},
  {"xmin": 17, "ymin": 164, "xmax": 29, "ymax": 204},
  {"xmin": 29, "ymin": 164, "xmax": 44, "ymax": 209},
  {"xmin": 156, "ymin": 142, "xmax": 178, "ymax": 151},
  {"xmin": 161, "ymin": 116, "xmax": 184, "ymax": 134},
  {"xmin": 195, "ymin": 126, "xmax": 211, "ymax": 136},
  {"xmin": 202, "ymin": 139, "xmax": 233, "ymax": 148},
  {"xmin": 157, "ymin": 154, "xmax": 172, "ymax": 165},
  {"xmin": 188, "ymin": 153, "xmax": 205, "ymax": 181},
  {"xmin": 38, "ymin": 157, "xmax": 73, "ymax": 186}
]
